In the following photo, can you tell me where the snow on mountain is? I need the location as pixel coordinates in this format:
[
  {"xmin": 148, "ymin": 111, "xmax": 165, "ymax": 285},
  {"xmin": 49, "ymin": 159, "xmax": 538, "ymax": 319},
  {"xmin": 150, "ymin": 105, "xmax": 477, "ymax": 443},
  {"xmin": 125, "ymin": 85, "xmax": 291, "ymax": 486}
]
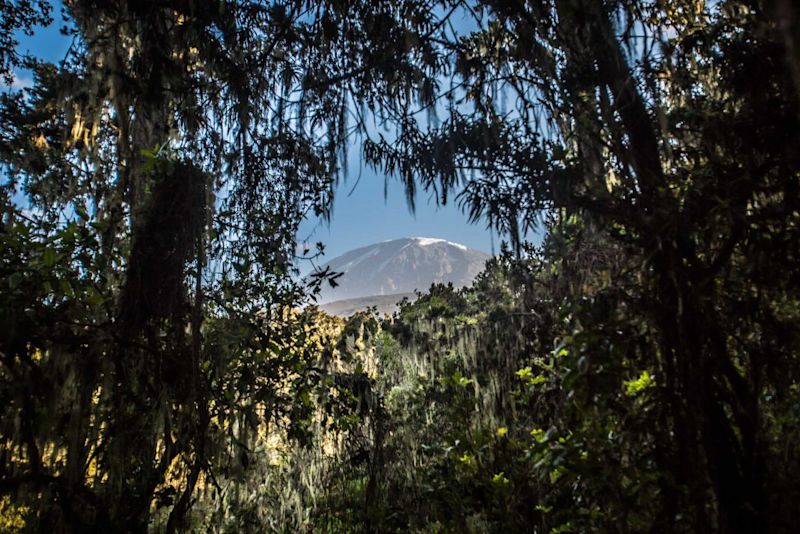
[{"xmin": 314, "ymin": 237, "xmax": 491, "ymax": 306}]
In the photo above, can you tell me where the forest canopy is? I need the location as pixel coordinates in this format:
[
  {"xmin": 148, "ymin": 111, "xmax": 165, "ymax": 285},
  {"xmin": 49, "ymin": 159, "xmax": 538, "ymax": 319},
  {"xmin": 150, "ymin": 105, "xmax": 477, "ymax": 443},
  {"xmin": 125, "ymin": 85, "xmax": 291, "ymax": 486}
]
[{"xmin": 1, "ymin": 0, "xmax": 799, "ymax": 532}]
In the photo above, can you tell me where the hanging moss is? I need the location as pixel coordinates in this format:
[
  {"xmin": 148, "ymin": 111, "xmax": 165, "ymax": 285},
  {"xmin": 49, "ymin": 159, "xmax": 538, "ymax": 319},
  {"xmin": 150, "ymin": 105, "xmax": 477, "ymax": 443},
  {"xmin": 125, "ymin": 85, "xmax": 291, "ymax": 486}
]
[{"xmin": 118, "ymin": 159, "xmax": 207, "ymax": 338}]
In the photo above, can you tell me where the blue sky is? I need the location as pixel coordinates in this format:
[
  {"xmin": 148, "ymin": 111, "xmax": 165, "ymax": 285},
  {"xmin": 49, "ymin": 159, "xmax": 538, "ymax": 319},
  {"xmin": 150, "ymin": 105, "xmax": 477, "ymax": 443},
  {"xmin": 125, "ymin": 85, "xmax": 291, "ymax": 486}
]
[
  {"xmin": 7, "ymin": 4, "xmax": 515, "ymax": 260},
  {"xmin": 297, "ymin": 161, "xmax": 500, "ymax": 258},
  {"xmin": 4, "ymin": 3, "xmax": 72, "ymax": 88}
]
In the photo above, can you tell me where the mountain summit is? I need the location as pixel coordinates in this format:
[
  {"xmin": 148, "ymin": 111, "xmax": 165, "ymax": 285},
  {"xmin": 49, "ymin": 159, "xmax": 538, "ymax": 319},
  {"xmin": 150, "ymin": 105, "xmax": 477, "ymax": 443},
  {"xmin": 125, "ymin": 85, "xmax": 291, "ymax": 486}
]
[{"xmin": 315, "ymin": 237, "xmax": 490, "ymax": 307}]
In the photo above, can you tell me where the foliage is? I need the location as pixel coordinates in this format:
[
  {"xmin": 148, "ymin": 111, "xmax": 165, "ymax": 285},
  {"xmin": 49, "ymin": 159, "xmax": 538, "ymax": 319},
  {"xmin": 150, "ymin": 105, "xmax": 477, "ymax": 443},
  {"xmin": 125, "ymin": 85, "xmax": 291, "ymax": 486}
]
[
  {"xmin": 0, "ymin": 0, "xmax": 52, "ymax": 85},
  {"xmin": 358, "ymin": 1, "xmax": 800, "ymax": 531},
  {"xmin": 1, "ymin": 0, "xmax": 800, "ymax": 532},
  {"xmin": 0, "ymin": 0, "xmax": 441, "ymax": 530}
]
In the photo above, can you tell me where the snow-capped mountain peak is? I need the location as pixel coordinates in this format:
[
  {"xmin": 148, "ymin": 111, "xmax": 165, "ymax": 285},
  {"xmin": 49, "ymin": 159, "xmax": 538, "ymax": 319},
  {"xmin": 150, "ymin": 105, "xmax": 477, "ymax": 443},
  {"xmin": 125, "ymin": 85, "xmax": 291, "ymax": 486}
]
[
  {"xmin": 410, "ymin": 237, "xmax": 468, "ymax": 250},
  {"xmin": 315, "ymin": 237, "xmax": 490, "ymax": 304}
]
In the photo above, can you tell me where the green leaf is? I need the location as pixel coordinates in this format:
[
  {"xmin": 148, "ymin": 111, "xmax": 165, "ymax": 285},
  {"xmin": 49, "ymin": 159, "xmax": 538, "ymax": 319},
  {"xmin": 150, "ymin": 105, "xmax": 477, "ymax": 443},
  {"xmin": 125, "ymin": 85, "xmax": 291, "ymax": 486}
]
[
  {"xmin": 42, "ymin": 247, "xmax": 57, "ymax": 267},
  {"xmin": 624, "ymin": 371, "xmax": 655, "ymax": 396},
  {"xmin": 59, "ymin": 279, "xmax": 74, "ymax": 298},
  {"xmin": 492, "ymin": 472, "xmax": 509, "ymax": 485}
]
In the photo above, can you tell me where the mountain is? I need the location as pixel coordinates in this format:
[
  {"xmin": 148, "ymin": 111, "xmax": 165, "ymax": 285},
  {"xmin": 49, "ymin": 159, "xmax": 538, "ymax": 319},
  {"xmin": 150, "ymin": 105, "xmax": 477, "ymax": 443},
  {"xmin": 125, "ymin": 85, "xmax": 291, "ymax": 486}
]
[
  {"xmin": 318, "ymin": 293, "xmax": 417, "ymax": 317},
  {"xmin": 314, "ymin": 237, "xmax": 491, "ymax": 313}
]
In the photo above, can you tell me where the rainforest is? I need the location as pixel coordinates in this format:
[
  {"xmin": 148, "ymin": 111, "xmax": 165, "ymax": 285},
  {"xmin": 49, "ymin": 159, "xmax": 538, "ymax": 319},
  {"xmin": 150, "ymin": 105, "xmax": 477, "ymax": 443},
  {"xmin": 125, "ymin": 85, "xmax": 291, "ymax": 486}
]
[{"xmin": 1, "ymin": 0, "xmax": 799, "ymax": 532}]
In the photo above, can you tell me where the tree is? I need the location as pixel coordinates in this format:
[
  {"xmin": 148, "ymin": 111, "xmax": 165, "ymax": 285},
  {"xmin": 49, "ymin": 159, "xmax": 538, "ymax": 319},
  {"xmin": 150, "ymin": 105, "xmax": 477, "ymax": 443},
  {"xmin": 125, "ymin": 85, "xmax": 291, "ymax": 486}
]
[
  {"xmin": 0, "ymin": 0, "xmax": 445, "ymax": 530},
  {"xmin": 0, "ymin": 0, "xmax": 52, "ymax": 85},
  {"xmin": 3, "ymin": 1, "xmax": 799, "ymax": 532},
  {"xmin": 362, "ymin": 0, "xmax": 800, "ymax": 531}
]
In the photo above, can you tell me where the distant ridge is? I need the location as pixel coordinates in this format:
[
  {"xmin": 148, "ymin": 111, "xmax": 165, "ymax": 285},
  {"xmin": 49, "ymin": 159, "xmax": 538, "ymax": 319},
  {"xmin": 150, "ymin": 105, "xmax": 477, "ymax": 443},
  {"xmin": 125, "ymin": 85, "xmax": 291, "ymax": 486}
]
[
  {"xmin": 314, "ymin": 237, "xmax": 490, "ymax": 313},
  {"xmin": 318, "ymin": 293, "xmax": 417, "ymax": 317}
]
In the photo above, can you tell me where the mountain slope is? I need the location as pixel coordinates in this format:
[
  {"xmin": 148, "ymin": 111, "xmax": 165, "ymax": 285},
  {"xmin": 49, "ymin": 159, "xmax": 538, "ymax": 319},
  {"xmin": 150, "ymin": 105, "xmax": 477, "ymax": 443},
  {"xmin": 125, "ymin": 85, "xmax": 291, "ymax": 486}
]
[
  {"xmin": 318, "ymin": 293, "xmax": 418, "ymax": 317},
  {"xmin": 315, "ymin": 237, "xmax": 490, "ymax": 306}
]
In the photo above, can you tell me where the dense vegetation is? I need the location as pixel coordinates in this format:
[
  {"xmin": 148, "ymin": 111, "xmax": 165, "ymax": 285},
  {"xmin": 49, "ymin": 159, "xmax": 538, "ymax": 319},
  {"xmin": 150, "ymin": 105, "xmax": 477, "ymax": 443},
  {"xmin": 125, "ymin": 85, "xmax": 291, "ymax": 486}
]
[{"xmin": 1, "ymin": 0, "xmax": 799, "ymax": 532}]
